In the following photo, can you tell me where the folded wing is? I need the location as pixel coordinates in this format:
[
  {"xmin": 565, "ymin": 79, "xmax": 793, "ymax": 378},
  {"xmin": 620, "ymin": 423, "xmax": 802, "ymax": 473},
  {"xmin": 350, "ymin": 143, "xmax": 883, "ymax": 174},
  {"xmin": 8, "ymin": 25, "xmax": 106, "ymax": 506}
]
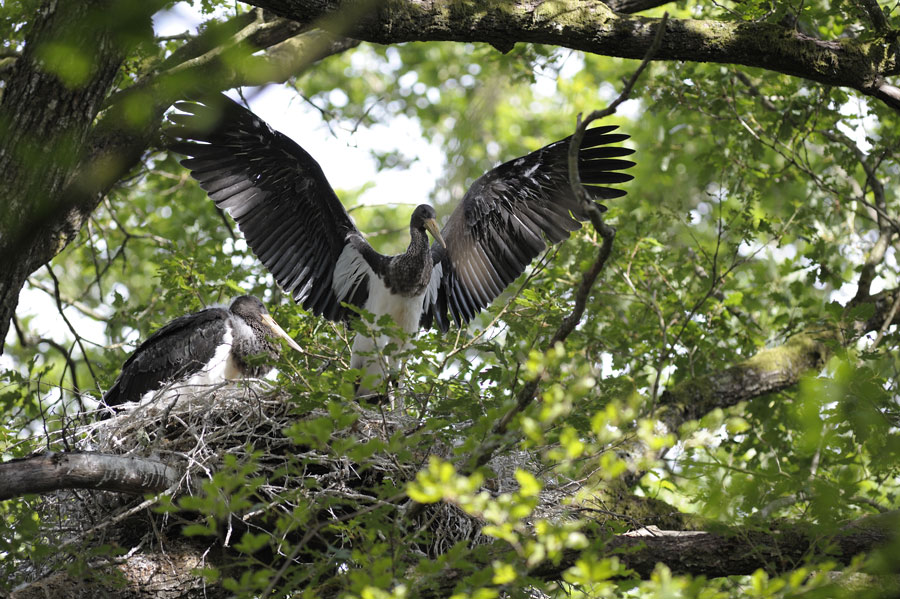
[{"xmin": 103, "ymin": 309, "xmax": 230, "ymax": 407}]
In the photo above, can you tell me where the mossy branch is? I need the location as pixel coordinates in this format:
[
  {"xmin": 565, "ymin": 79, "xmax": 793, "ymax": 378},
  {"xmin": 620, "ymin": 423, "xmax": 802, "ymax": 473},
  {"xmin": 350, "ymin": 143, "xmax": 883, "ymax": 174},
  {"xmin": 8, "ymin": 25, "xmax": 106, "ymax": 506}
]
[
  {"xmin": 657, "ymin": 333, "xmax": 829, "ymax": 429},
  {"xmin": 246, "ymin": 0, "xmax": 900, "ymax": 112},
  {"xmin": 413, "ymin": 510, "xmax": 898, "ymax": 598},
  {"xmin": 657, "ymin": 283, "xmax": 900, "ymax": 434}
]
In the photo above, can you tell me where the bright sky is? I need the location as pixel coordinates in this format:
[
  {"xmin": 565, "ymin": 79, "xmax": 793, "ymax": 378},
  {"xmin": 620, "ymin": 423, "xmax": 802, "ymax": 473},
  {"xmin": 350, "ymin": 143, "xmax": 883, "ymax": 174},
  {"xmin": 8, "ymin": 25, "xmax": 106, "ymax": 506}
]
[{"xmin": 242, "ymin": 87, "xmax": 445, "ymax": 207}]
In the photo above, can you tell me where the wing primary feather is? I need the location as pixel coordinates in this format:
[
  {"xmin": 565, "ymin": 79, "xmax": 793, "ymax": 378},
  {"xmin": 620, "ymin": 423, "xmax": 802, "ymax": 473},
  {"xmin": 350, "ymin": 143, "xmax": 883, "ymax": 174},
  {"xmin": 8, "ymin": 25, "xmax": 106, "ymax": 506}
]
[
  {"xmin": 464, "ymin": 256, "xmax": 491, "ymax": 307},
  {"xmin": 579, "ymin": 158, "xmax": 637, "ymax": 172},
  {"xmin": 455, "ymin": 266, "xmax": 481, "ymax": 318},
  {"xmin": 424, "ymin": 122, "xmax": 633, "ymax": 327},
  {"xmin": 469, "ymin": 242, "xmax": 504, "ymax": 298},
  {"xmin": 168, "ymin": 94, "xmax": 362, "ymax": 324}
]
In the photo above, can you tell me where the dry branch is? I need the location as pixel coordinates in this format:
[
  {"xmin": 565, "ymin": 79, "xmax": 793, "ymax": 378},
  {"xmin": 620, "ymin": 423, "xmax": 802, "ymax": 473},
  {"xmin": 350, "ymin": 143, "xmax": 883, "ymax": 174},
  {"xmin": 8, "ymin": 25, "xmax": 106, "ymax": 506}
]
[{"xmin": 0, "ymin": 452, "xmax": 181, "ymax": 500}]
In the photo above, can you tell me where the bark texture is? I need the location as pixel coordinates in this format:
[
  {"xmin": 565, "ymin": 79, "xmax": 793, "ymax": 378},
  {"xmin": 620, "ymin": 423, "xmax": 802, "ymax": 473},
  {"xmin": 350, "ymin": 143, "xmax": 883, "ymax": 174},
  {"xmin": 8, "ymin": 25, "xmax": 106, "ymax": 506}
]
[
  {"xmin": 412, "ymin": 513, "xmax": 897, "ymax": 598},
  {"xmin": 534, "ymin": 511, "xmax": 898, "ymax": 580},
  {"xmin": 243, "ymin": 0, "xmax": 900, "ymax": 108},
  {"xmin": 0, "ymin": 0, "xmax": 142, "ymax": 353},
  {"xmin": 0, "ymin": 452, "xmax": 182, "ymax": 499},
  {"xmin": 656, "ymin": 284, "xmax": 900, "ymax": 434},
  {"xmin": 658, "ymin": 333, "xmax": 829, "ymax": 427}
]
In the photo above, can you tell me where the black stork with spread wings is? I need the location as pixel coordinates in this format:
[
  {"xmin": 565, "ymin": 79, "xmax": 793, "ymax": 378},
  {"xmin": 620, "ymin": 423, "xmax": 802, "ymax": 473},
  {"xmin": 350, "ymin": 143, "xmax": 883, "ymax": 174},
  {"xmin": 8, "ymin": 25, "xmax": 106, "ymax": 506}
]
[
  {"xmin": 103, "ymin": 295, "xmax": 302, "ymax": 411},
  {"xmin": 167, "ymin": 95, "xmax": 635, "ymax": 396}
]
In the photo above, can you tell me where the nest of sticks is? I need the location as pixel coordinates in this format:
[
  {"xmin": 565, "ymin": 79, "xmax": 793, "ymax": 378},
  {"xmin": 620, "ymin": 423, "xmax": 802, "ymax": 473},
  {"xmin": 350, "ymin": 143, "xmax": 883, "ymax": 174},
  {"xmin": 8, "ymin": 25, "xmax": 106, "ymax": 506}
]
[{"xmin": 12, "ymin": 380, "xmax": 585, "ymax": 591}]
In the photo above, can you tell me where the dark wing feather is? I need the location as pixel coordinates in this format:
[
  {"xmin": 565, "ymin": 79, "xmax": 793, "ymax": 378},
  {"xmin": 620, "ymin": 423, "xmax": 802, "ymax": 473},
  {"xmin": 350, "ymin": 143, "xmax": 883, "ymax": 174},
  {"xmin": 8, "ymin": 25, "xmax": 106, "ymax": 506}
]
[
  {"xmin": 167, "ymin": 95, "xmax": 368, "ymax": 322},
  {"xmin": 103, "ymin": 308, "xmax": 231, "ymax": 407},
  {"xmin": 423, "ymin": 126, "xmax": 635, "ymax": 331}
]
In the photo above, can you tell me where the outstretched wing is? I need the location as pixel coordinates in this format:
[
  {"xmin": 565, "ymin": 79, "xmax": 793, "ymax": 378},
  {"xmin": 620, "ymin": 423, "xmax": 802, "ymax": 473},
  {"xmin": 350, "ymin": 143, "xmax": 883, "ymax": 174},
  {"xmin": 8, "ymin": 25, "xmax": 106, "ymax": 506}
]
[
  {"xmin": 167, "ymin": 95, "xmax": 369, "ymax": 322},
  {"xmin": 423, "ymin": 126, "xmax": 635, "ymax": 331},
  {"xmin": 103, "ymin": 308, "xmax": 230, "ymax": 407}
]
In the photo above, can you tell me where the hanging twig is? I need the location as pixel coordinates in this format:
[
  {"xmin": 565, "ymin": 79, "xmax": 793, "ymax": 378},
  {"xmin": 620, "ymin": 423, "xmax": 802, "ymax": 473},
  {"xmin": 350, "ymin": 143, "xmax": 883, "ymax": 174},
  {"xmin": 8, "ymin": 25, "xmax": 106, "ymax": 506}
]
[
  {"xmin": 26, "ymin": 276, "xmax": 109, "ymax": 321},
  {"xmin": 45, "ymin": 264, "xmax": 102, "ymax": 392},
  {"xmin": 463, "ymin": 14, "xmax": 669, "ymax": 472}
]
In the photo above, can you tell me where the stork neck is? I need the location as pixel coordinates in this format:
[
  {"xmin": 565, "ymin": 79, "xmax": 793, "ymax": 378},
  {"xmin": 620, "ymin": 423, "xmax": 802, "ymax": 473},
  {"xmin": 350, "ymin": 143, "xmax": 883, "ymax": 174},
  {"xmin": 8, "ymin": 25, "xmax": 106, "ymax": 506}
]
[
  {"xmin": 407, "ymin": 224, "xmax": 430, "ymax": 257},
  {"xmin": 231, "ymin": 317, "xmax": 278, "ymax": 377},
  {"xmin": 383, "ymin": 225, "xmax": 433, "ymax": 297}
]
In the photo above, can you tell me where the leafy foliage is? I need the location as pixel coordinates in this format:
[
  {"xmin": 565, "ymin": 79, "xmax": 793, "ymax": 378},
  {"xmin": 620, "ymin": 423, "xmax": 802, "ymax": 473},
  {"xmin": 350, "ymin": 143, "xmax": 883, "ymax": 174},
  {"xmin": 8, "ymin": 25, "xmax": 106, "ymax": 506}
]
[{"xmin": 2, "ymin": 0, "xmax": 900, "ymax": 597}]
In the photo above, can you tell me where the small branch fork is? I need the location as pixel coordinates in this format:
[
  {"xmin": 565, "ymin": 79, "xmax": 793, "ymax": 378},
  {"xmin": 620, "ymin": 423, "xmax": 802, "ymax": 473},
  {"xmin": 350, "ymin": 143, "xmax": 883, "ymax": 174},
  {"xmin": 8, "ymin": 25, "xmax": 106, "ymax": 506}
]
[{"xmin": 466, "ymin": 14, "xmax": 669, "ymax": 473}]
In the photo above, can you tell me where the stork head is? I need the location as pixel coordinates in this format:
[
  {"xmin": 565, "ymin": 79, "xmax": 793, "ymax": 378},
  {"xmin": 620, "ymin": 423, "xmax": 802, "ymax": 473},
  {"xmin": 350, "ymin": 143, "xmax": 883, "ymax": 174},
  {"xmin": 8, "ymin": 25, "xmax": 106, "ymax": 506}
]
[
  {"xmin": 230, "ymin": 295, "xmax": 267, "ymax": 320},
  {"xmin": 410, "ymin": 204, "xmax": 446, "ymax": 249},
  {"xmin": 230, "ymin": 295, "xmax": 302, "ymax": 352}
]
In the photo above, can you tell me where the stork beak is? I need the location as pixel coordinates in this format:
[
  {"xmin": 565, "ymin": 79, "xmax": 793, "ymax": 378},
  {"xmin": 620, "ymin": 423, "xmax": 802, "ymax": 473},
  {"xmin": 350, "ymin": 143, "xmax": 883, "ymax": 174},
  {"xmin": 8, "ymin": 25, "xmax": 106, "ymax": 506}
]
[
  {"xmin": 261, "ymin": 314, "xmax": 303, "ymax": 353},
  {"xmin": 425, "ymin": 217, "xmax": 447, "ymax": 249}
]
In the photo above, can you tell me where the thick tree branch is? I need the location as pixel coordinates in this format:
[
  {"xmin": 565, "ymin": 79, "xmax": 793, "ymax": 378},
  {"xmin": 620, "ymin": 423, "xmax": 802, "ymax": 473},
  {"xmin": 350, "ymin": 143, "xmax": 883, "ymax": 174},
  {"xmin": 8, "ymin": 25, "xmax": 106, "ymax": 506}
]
[
  {"xmin": 551, "ymin": 512, "xmax": 896, "ymax": 579},
  {"xmin": 245, "ymin": 0, "xmax": 900, "ymax": 111},
  {"xmin": 610, "ymin": 286, "xmax": 900, "ymax": 488},
  {"xmin": 659, "ymin": 284, "xmax": 900, "ymax": 432},
  {"xmin": 13, "ymin": 510, "xmax": 896, "ymax": 599},
  {"xmin": 154, "ymin": 10, "xmax": 303, "ymax": 74},
  {"xmin": 863, "ymin": 286, "xmax": 900, "ymax": 335},
  {"xmin": 0, "ymin": 451, "xmax": 182, "ymax": 500},
  {"xmin": 855, "ymin": 0, "xmax": 891, "ymax": 33},
  {"xmin": 414, "ymin": 511, "xmax": 897, "ymax": 597},
  {"xmin": 657, "ymin": 333, "xmax": 829, "ymax": 429}
]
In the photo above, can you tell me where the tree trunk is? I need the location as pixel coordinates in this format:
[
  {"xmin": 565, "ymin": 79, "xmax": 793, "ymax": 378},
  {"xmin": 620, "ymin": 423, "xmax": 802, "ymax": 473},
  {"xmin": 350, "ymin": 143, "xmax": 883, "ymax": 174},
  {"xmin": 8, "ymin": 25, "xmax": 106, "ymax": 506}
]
[
  {"xmin": 0, "ymin": 0, "xmax": 142, "ymax": 352},
  {"xmin": 0, "ymin": 5, "xmax": 359, "ymax": 354}
]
